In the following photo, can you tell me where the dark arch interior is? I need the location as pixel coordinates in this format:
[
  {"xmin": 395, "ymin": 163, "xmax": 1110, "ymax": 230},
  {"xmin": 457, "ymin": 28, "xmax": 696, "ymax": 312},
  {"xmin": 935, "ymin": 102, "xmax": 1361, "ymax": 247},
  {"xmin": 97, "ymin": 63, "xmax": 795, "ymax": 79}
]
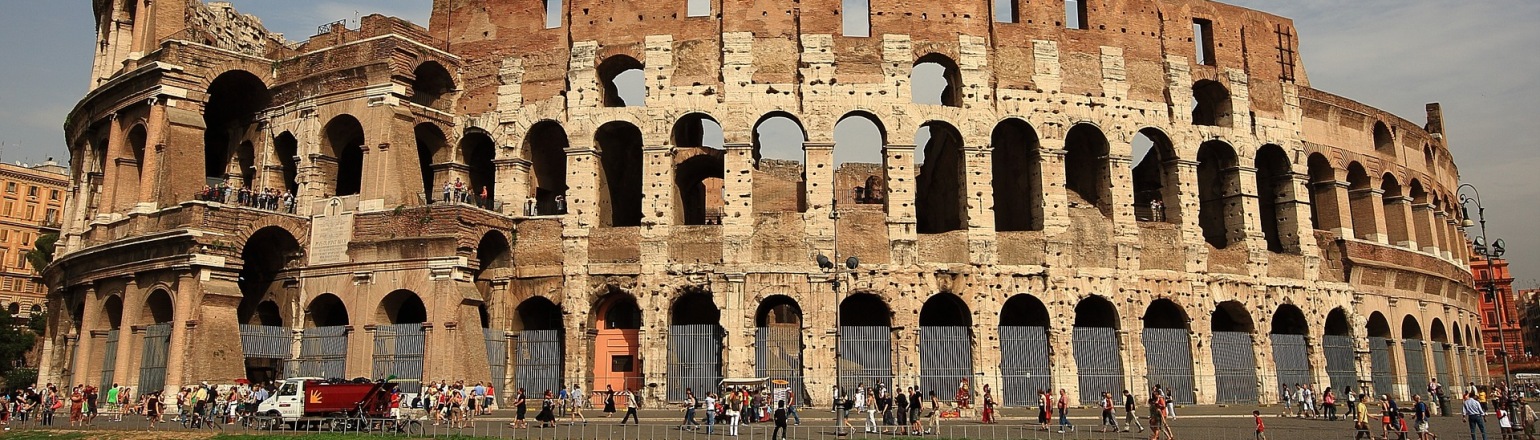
[
  {"xmin": 1346, "ymin": 163, "xmax": 1370, "ymax": 190},
  {"xmin": 1306, "ymin": 153, "xmax": 1333, "ymax": 230},
  {"xmin": 72, "ymin": 303, "xmax": 85, "ymax": 332},
  {"xmin": 477, "ymin": 231, "xmax": 511, "ymax": 273},
  {"xmin": 999, "ymin": 294, "xmax": 1050, "ymax": 327},
  {"xmin": 1131, "ymin": 128, "xmax": 1179, "ymax": 223},
  {"xmin": 5, "ymin": 302, "xmax": 16, "ymax": 316},
  {"xmin": 414, "ymin": 123, "xmax": 447, "ymax": 200},
  {"xmin": 1401, "ymin": 315, "xmax": 1423, "ymax": 340},
  {"xmin": 1191, "ymin": 80, "xmax": 1232, "ymax": 127},
  {"xmin": 1270, "ymin": 304, "xmax": 1309, "ymax": 335},
  {"xmin": 237, "ymin": 227, "xmax": 300, "ymax": 324},
  {"xmin": 1211, "ymin": 301, "xmax": 1254, "ymax": 333},
  {"xmin": 325, "ymin": 115, "xmax": 366, "ymax": 196},
  {"xmin": 378, "ymin": 290, "xmax": 427, "ymax": 324},
  {"xmin": 991, "ymin": 119, "xmax": 1042, "ymax": 231},
  {"xmin": 1373, "ymin": 122, "xmax": 1394, "ymax": 153},
  {"xmin": 840, "ymin": 293, "xmax": 891, "ymax": 327},
  {"xmin": 103, "ymin": 295, "xmax": 123, "ymax": 330},
  {"xmin": 478, "ymin": 304, "xmax": 490, "ymax": 329},
  {"xmin": 462, "ymin": 131, "xmax": 497, "ymax": 205},
  {"xmin": 1074, "ymin": 296, "xmax": 1120, "ymax": 328},
  {"xmin": 255, "ymin": 300, "xmax": 283, "ymax": 326},
  {"xmin": 128, "ymin": 125, "xmax": 147, "ymax": 178},
  {"xmin": 919, "ymin": 293, "xmax": 971, "ymax": 327},
  {"xmin": 1196, "ymin": 141, "xmax": 1239, "ymax": 249},
  {"xmin": 915, "ymin": 121, "xmax": 966, "ymax": 234},
  {"xmin": 911, "ymin": 53, "xmax": 962, "ymax": 107},
  {"xmin": 527, "ymin": 121, "xmax": 569, "ymax": 215},
  {"xmin": 597, "ymin": 56, "xmax": 645, "ymax": 107},
  {"xmin": 1255, "ymin": 145, "xmax": 1291, "ymax": 252},
  {"xmin": 1143, "ymin": 299, "xmax": 1189, "ymax": 329},
  {"xmin": 599, "ymin": 294, "xmax": 641, "ymax": 329},
  {"xmin": 596, "ymin": 122, "xmax": 644, "ymax": 226},
  {"xmin": 307, "ymin": 294, "xmax": 350, "ymax": 327},
  {"xmin": 1366, "ymin": 312, "xmax": 1392, "ymax": 338},
  {"xmin": 236, "ymin": 141, "xmax": 256, "ymax": 187},
  {"xmin": 517, "ymin": 296, "xmax": 562, "ymax": 331},
  {"xmin": 410, "ymin": 61, "xmax": 455, "ymax": 110},
  {"xmin": 1063, "ymin": 124, "xmax": 1111, "ymax": 217},
  {"xmin": 1430, "ymin": 319, "xmax": 1449, "ymax": 343},
  {"xmin": 673, "ymin": 113, "xmax": 723, "ymax": 148},
  {"xmin": 144, "ymin": 289, "xmax": 173, "ymax": 323},
  {"xmin": 273, "ymin": 132, "xmax": 299, "ymax": 194},
  {"xmin": 203, "ymin": 70, "xmax": 270, "ymax": 180},
  {"xmin": 674, "ymin": 149, "xmax": 725, "ymax": 225},
  {"xmin": 755, "ymin": 295, "xmax": 803, "ymax": 327},
  {"xmin": 672, "ymin": 290, "xmax": 721, "ymax": 326},
  {"xmin": 1324, "ymin": 308, "xmax": 1351, "ymax": 336}
]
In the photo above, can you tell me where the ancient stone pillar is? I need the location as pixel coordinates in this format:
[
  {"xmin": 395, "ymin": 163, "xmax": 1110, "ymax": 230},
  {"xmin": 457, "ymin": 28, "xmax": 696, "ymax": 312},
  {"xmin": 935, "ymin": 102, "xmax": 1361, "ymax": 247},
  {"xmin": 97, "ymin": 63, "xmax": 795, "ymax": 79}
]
[
  {"xmin": 722, "ymin": 143, "xmax": 755, "ymax": 264},
  {"xmin": 884, "ymin": 145, "xmax": 918, "ymax": 265},
  {"xmin": 1348, "ymin": 185, "xmax": 1387, "ymax": 244}
]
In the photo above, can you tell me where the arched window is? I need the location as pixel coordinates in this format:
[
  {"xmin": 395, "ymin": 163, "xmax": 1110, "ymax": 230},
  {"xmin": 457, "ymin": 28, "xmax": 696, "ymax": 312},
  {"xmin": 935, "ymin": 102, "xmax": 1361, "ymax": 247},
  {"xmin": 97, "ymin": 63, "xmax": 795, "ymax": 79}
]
[
  {"xmin": 409, "ymin": 61, "xmax": 455, "ymax": 111},
  {"xmin": 911, "ymin": 54, "xmax": 962, "ymax": 107},
  {"xmin": 915, "ymin": 121, "xmax": 966, "ymax": 233},
  {"xmin": 598, "ymin": 56, "xmax": 645, "ymax": 107},
  {"xmin": 992, "ymin": 119, "xmax": 1042, "ymax": 231},
  {"xmin": 1192, "ymin": 80, "xmax": 1232, "ymax": 127}
]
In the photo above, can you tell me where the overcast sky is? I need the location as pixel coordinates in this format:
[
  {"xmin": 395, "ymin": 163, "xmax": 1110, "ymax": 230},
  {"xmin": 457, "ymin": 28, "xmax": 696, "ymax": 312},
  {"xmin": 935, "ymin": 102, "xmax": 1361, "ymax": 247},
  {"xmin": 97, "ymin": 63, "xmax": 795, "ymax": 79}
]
[{"xmin": 0, "ymin": 1, "xmax": 1534, "ymax": 286}]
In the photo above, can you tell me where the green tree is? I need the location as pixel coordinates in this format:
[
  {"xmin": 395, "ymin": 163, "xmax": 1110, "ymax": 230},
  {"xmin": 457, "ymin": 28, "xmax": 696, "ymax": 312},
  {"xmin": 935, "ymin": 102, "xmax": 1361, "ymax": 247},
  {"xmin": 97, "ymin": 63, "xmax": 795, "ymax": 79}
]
[
  {"xmin": 0, "ymin": 309, "xmax": 39, "ymax": 387},
  {"xmin": 25, "ymin": 232, "xmax": 58, "ymax": 273}
]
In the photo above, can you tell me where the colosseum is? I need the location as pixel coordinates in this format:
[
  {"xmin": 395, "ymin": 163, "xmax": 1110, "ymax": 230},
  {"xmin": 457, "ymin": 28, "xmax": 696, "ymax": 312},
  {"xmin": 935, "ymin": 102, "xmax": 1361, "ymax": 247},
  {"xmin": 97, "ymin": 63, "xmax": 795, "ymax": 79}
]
[{"xmin": 40, "ymin": 0, "xmax": 1483, "ymax": 407}]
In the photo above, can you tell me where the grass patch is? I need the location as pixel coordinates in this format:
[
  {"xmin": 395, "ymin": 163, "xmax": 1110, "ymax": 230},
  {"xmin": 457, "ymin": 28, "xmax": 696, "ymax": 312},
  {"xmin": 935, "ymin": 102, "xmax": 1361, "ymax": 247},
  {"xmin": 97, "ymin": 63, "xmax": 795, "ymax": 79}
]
[
  {"xmin": 211, "ymin": 435, "xmax": 490, "ymax": 440},
  {"xmin": 0, "ymin": 432, "xmax": 90, "ymax": 440}
]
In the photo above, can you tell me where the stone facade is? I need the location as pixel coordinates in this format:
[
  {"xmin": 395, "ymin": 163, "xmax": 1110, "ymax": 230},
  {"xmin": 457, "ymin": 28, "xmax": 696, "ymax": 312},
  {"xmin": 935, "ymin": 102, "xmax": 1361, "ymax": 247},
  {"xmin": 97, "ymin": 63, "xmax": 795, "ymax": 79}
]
[{"xmin": 44, "ymin": 0, "xmax": 1484, "ymax": 407}]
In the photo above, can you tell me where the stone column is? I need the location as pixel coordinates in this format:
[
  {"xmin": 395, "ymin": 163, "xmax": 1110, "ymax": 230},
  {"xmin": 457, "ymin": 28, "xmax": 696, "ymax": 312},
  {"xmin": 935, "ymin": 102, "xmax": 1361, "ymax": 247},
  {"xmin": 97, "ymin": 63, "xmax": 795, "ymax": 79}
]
[
  {"xmin": 721, "ymin": 274, "xmax": 752, "ymax": 378},
  {"xmin": 1190, "ymin": 328, "xmax": 1215, "ymax": 404},
  {"xmin": 1385, "ymin": 195, "xmax": 1416, "ymax": 249},
  {"xmin": 1348, "ymin": 186, "xmax": 1387, "ymax": 244},
  {"xmin": 162, "ymin": 270, "xmax": 197, "ymax": 397},
  {"xmin": 964, "ymin": 145, "xmax": 998, "ymax": 265},
  {"xmin": 566, "ymin": 147, "xmax": 601, "ymax": 228},
  {"xmin": 1413, "ymin": 202, "xmax": 1437, "ymax": 254},
  {"xmin": 884, "ymin": 145, "xmax": 918, "ymax": 266},
  {"xmin": 73, "ymin": 288, "xmax": 102, "ymax": 387},
  {"xmin": 1310, "ymin": 179, "xmax": 1355, "ymax": 239},
  {"xmin": 136, "ymin": 98, "xmax": 167, "ymax": 209},
  {"xmin": 640, "ymin": 145, "xmax": 672, "ymax": 266},
  {"xmin": 1254, "ymin": 331, "xmax": 1277, "ymax": 404},
  {"xmin": 722, "ymin": 143, "xmax": 755, "ymax": 264},
  {"xmin": 1121, "ymin": 328, "xmax": 1145, "ymax": 403},
  {"xmin": 804, "ymin": 142, "xmax": 835, "ymax": 253},
  {"xmin": 494, "ymin": 158, "xmax": 527, "ymax": 214}
]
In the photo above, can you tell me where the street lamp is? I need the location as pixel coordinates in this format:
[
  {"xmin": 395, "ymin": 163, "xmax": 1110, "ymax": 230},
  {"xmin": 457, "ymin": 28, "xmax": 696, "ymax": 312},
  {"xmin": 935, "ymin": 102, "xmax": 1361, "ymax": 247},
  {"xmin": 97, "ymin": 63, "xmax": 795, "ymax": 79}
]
[
  {"xmin": 1460, "ymin": 183, "xmax": 1511, "ymax": 388},
  {"xmin": 816, "ymin": 201, "xmax": 860, "ymax": 423}
]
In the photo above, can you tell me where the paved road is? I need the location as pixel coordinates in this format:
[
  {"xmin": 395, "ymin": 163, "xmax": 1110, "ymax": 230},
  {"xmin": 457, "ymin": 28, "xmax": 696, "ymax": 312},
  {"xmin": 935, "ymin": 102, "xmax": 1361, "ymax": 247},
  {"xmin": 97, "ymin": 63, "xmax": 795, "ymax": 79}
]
[{"xmin": 1, "ymin": 405, "xmax": 1509, "ymax": 439}]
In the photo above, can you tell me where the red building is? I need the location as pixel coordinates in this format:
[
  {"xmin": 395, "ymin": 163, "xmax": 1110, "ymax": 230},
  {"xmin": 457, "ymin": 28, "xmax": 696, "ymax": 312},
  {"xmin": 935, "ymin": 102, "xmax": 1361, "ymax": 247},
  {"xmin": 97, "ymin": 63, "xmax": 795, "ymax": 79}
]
[{"xmin": 1471, "ymin": 253, "xmax": 1525, "ymax": 361}]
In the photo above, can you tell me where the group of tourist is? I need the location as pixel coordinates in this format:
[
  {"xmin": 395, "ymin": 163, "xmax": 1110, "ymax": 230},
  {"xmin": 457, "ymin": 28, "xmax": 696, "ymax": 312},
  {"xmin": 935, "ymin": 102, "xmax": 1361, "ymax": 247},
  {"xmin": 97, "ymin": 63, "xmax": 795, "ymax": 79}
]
[
  {"xmin": 439, "ymin": 178, "xmax": 492, "ymax": 209},
  {"xmin": 829, "ymin": 382, "xmax": 946, "ymax": 436},
  {"xmin": 196, "ymin": 182, "xmax": 297, "ymax": 213}
]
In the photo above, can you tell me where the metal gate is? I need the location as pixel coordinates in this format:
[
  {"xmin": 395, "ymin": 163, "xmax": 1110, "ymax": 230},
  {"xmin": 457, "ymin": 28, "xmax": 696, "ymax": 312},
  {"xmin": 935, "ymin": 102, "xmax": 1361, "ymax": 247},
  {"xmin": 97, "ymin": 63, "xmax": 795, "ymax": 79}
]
[
  {"xmin": 1000, "ymin": 326, "xmax": 1051, "ymax": 407},
  {"xmin": 100, "ymin": 329, "xmax": 119, "ymax": 391},
  {"xmin": 1369, "ymin": 337, "xmax": 1394, "ymax": 397},
  {"xmin": 1432, "ymin": 343, "xmax": 1450, "ymax": 389},
  {"xmin": 484, "ymin": 329, "xmax": 508, "ymax": 398},
  {"xmin": 839, "ymin": 326, "xmax": 892, "ymax": 390},
  {"xmin": 1073, "ymin": 327, "xmax": 1124, "ymax": 404},
  {"xmin": 1271, "ymin": 334, "xmax": 1312, "ymax": 396},
  {"xmin": 1212, "ymin": 331, "xmax": 1258, "ymax": 404},
  {"xmin": 372, "ymin": 323, "xmax": 425, "ymax": 393},
  {"xmin": 240, "ymin": 324, "xmax": 292, "ymax": 359},
  {"xmin": 920, "ymin": 326, "xmax": 972, "ymax": 399},
  {"xmin": 298, "ymin": 326, "xmax": 348, "ymax": 379},
  {"xmin": 138, "ymin": 323, "xmax": 171, "ymax": 394},
  {"xmin": 756, "ymin": 326, "xmax": 804, "ymax": 404},
  {"xmin": 1142, "ymin": 328, "xmax": 1195, "ymax": 404},
  {"xmin": 1324, "ymin": 334, "xmax": 1358, "ymax": 391},
  {"xmin": 1402, "ymin": 339, "xmax": 1428, "ymax": 399},
  {"xmin": 668, "ymin": 325, "xmax": 722, "ymax": 400},
  {"xmin": 513, "ymin": 329, "xmax": 562, "ymax": 396}
]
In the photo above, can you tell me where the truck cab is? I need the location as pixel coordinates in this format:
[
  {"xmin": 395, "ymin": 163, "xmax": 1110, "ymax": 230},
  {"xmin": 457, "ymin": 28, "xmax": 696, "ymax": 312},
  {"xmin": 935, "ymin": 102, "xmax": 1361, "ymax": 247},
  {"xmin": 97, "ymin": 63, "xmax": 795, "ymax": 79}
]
[{"xmin": 257, "ymin": 377, "xmax": 324, "ymax": 423}]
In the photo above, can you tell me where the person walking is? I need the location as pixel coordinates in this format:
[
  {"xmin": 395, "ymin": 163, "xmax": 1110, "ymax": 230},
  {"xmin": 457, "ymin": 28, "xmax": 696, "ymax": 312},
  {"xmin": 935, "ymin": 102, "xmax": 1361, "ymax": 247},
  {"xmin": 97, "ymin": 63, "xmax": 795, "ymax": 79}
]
[
  {"xmin": 1325, "ymin": 387, "xmax": 1339, "ymax": 421},
  {"xmin": 703, "ymin": 391, "xmax": 718, "ymax": 435},
  {"xmin": 603, "ymin": 385, "xmax": 617, "ymax": 417},
  {"xmin": 556, "ymin": 386, "xmax": 568, "ymax": 417},
  {"xmin": 895, "ymin": 386, "xmax": 909, "ymax": 434},
  {"xmin": 729, "ymin": 388, "xmax": 744, "ymax": 436},
  {"xmin": 1255, "ymin": 410, "xmax": 1268, "ymax": 440},
  {"xmin": 536, "ymin": 390, "xmax": 557, "ymax": 428},
  {"xmin": 772, "ymin": 400, "xmax": 789, "ymax": 440},
  {"xmin": 681, "ymin": 388, "xmax": 700, "ymax": 430},
  {"xmin": 786, "ymin": 388, "xmax": 800, "ymax": 425},
  {"xmin": 1385, "ymin": 394, "xmax": 1402, "ymax": 440},
  {"xmin": 1466, "ymin": 392, "xmax": 1490, "ymax": 440},
  {"xmin": 1123, "ymin": 389, "xmax": 1145, "ymax": 433},
  {"xmin": 1148, "ymin": 392, "xmax": 1167, "ymax": 440},
  {"xmin": 1100, "ymin": 391, "xmax": 1119, "ymax": 432},
  {"xmin": 856, "ymin": 385, "xmax": 874, "ymax": 433},
  {"xmin": 1414, "ymin": 394, "xmax": 1438, "ymax": 440},
  {"xmin": 1057, "ymin": 389, "xmax": 1075, "ymax": 433},
  {"xmin": 981, "ymin": 384, "xmax": 996, "ymax": 424},
  {"xmin": 928, "ymin": 390, "xmax": 941, "ymax": 435},
  {"xmin": 509, "ymin": 388, "xmax": 527, "ymax": 429},
  {"xmin": 619, "ymin": 388, "xmax": 639, "ymax": 425},
  {"xmin": 1348, "ymin": 387, "xmax": 1361, "ymax": 422},
  {"xmin": 1358, "ymin": 394, "xmax": 1375, "ymax": 440},
  {"xmin": 909, "ymin": 387, "xmax": 924, "ymax": 436},
  {"xmin": 1038, "ymin": 389, "xmax": 1052, "ymax": 431}
]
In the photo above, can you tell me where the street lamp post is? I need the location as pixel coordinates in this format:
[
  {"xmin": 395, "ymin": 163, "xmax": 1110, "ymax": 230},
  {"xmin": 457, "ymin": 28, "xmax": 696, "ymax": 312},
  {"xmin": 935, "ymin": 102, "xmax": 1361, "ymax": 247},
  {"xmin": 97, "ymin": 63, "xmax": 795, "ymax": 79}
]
[
  {"xmin": 816, "ymin": 201, "xmax": 859, "ymax": 430},
  {"xmin": 1460, "ymin": 183, "xmax": 1511, "ymax": 387}
]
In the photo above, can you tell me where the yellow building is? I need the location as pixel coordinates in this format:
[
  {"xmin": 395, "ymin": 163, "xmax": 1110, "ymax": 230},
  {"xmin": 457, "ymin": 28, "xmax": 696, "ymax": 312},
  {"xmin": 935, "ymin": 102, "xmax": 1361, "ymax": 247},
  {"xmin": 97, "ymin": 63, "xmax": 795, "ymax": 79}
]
[{"xmin": 0, "ymin": 159, "xmax": 67, "ymax": 318}]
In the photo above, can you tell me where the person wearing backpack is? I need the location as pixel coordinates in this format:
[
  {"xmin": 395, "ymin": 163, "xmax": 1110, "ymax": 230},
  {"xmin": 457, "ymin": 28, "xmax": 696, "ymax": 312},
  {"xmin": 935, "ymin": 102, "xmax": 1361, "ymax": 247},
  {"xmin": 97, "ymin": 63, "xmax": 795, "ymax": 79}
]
[{"xmin": 772, "ymin": 400, "xmax": 789, "ymax": 440}]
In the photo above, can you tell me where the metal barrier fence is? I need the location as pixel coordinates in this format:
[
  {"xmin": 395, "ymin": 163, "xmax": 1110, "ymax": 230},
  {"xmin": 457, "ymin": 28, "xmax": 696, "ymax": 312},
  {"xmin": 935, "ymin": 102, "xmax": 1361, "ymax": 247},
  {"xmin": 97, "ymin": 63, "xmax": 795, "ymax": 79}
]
[
  {"xmin": 138, "ymin": 323, "xmax": 171, "ymax": 394},
  {"xmin": 1141, "ymin": 328, "xmax": 1195, "ymax": 404},
  {"xmin": 1072, "ymin": 327, "xmax": 1123, "ymax": 405},
  {"xmin": 919, "ymin": 326, "xmax": 972, "ymax": 399},
  {"xmin": 373, "ymin": 323, "xmax": 426, "ymax": 394},
  {"xmin": 999, "ymin": 326, "xmax": 1052, "ymax": 407},
  {"xmin": 1211, "ymin": 331, "xmax": 1257, "ymax": 404},
  {"xmin": 298, "ymin": 325, "xmax": 349, "ymax": 379},
  {"xmin": 669, "ymin": 324, "xmax": 723, "ymax": 400},
  {"xmin": 99, "ymin": 329, "xmax": 119, "ymax": 391}
]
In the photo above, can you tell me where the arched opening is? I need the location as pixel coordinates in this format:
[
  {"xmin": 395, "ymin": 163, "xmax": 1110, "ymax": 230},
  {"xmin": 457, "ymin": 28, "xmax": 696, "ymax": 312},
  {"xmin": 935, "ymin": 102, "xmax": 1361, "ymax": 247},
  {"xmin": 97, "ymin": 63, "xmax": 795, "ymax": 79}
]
[
  {"xmin": 1401, "ymin": 315, "xmax": 1428, "ymax": 399},
  {"xmin": 756, "ymin": 295, "xmax": 806, "ymax": 404},
  {"xmin": 409, "ymin": 61, "xmax": 455, "ymax": 111},
  {"xmin": 911, "ymin": 54, "xmax": 962, "ymax": 107},
  {"xmin": 1346, "ymin": 162, "xmax": 1375, "ymax": 241},
  {"xmin": 139, "ymin": 289, "xmax": 174, "ymax": 393},
  {"xmin": 915, "ymin": 121, "xmax": 966, "ymax": 233},
  {"xmin": 598, "ymin": 56, "xmax": 645, "ymax": 107},
  {"xmin": 475, "ymin": 231, "xmax": 512, "ymax": 298},
  {"xmin": 1271, "ymin": 304, "xmax": 1313, "ymax": 396},
  {"xmin": 414, "ymin": 123, "xmax": 449, "ymax": 203},
  {"xmin": 1191, "ymin": 80, "xmax": 1232, "ymax": 127},
  {"xmin": 1255, "ymin": 145, "xmax": 1294, "ymax": 252},
  {"xmin": 203, "ymin": 70, "xmax": 270, "ymax": 182},
  {"xmin": 1430, "ymin": 318, "xmax": 1452, "ymax": 390},
  {"xmin": 238, "ymin": 226, "xmax": 300, "ymax": 324},
  {"xmin": 592, "ymin": 291, "xmax": 642, "ymax": 397},
  {"xmin": 669, "ymin": 290, "xmax": 724, "ymax": 400},
  {"xmin": 1073, "ymin": 295, "xmax": 1124, "ymax": 403},
  {"xmin": 461, "ymin": 130, "xmax": 497, "ymax": 208},
  {"xmin": 1131, "ymin": 129, "xmax": 1179, "ymax": 223},
  {"xmin": 254, "ymin": 301, "xmax": 282, "ymax": 326},
  {"xmin": 1382, "ymin": 173, "xmax": 1411, "ymax": 247},
  {"xmin": 992, "ymin": 119, "xmax": 1043, "ymax": 231},
  {"xmin": 839, "ymin": 293, "xmax": 892, "ymax": 390},
  {"xmin": 525, "ymin": 121, "xmax": 569, "ymax": 215},
  {"xmin": 1211, "ymin": 301, "xmax": 1258, "ymax": 404},
  {"xmin": 124, "ymin": 124, "xmax": 147, "ymax": 209},
  {"xmin": 673, "ymin": 114, "xmax": 725, "ymax": 225},
  {"xmin": 1142, "ymin": 299, "xmax": 1195, "ymax": 403},
  {"xmin": 1197, "ymin": 141, "xmax": 1241, "ymax": 249},
  {"xmin": 5, "ymin": 302, "xmax": 17, "ymax": 316},
  {"xmin": 833, "ymin": 113, "xmax": 884, "ymax": 209},
  {"xmin": 374, "ymin": 290, "xmax": 427, "ymax": 392},
  {"xmin": 513, "ymin": 296, "xmax": 563, "ymax": 398},
  {"xmin": 751, "ymin": 113, "xmax": 807, "ymax": 212},
  {"xmin": 1373, "ymin": 122, "xmax": 1395, "ymax": 155},
  {"xmin": 98, "ymin": 295, "xmax": 125, "ymax": 391},
  {"xmin": 1366, "ymin": 312, "xmax": 1395, "ymax": 397},
  {"xmin": 595, "ymin": 121, "xmax": 644, "ymax": 227},
  {"xmin": 1423, "ymin": 145, "xmax": 1435, "ymax": 170},
  {"xmin": 1063, "ymin": 124, "xmax": 1112, "ymax": 218},
  {"xmin": 919, "ymin": 293, "xmax": 973, "ymax": 395},
  {"xmin": 298, "ymin": 293, "xmax": 349, "ymax": 379},
  {"xmin": 273, "ymin": 132, "xmax": 299, "ymax": 195},
  {"xmin": 999, "ymin": 294, "xmax": 1051, "ymax": 405},
  {"xmin": 1306, "ymin": 153, "xmax": 1334, "ymax": 231},
  {"xmin": 323, "ymin": 115, "xmax": 366, "ymax": 197},
  {"xmin": 102, "ymin": 296, "xmax": 123, "ymax": 330}
]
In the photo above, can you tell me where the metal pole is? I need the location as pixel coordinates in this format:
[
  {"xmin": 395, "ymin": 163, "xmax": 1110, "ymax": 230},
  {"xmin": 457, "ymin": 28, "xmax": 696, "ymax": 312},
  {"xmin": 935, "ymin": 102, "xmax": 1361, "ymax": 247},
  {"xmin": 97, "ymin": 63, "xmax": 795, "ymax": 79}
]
[{"xmin": 1462, "ymin": 183, "xmax": 1511, "ymax": 387}]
